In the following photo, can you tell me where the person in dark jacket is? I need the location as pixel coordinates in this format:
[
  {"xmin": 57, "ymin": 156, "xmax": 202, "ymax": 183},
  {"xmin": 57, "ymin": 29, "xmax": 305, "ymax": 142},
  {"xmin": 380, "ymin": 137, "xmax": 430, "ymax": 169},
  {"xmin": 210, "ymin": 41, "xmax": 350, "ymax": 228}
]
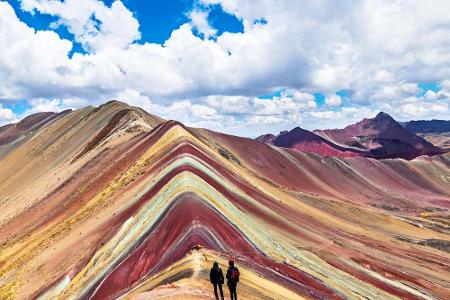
[
  {"xmin": 226, "ymin": 260, "xmax": 240, "ymax": 300},
  {"xmin": 210, "ymin": 261, "xmax": 224, "ymax": 300}
]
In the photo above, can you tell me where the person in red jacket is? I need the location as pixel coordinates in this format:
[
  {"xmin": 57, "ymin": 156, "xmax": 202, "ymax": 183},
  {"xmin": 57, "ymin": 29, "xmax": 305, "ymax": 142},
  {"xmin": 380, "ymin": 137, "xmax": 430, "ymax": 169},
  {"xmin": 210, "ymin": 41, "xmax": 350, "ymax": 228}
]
[
  {"xmin": 210, "ymin": 261, "xmax": 224, "ymax": 300},
  {"xmin": 226, "ymin": 260, "xmax": 240, "ymax": 300}
]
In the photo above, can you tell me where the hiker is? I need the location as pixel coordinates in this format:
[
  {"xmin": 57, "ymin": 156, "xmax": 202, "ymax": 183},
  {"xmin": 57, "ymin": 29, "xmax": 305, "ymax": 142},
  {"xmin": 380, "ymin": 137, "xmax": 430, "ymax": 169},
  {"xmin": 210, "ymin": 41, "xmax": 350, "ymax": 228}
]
[
  {"xmin": 210, "ymin": 261, "xmax": 224, "ymax": 300},
  {"xmin": 226, "ymin": 260, "xmax": 240, "ymax": 300}
]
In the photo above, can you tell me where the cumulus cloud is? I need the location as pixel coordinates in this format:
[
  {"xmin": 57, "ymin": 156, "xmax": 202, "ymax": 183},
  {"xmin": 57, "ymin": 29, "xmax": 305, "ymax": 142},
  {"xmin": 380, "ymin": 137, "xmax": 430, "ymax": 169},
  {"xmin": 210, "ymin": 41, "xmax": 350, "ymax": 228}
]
[
  {"xmin": 380, "ymin": 95, "xmax": 450, "ymax": 120},
  {"xmin": 204, "ymin": 93, "xmax": 315, "ymax": 123},
  {"xmin": 21, "ymin": 98, "xmax": 65, "ymax": 116},
  {"xmin": 0, "ymin": 104, "xmax": 16, "ymax": 124},
  {"xmin": 307, "ymin": 107, "xmax": 377, "ymax": 129},
  {"xmin": 325, "ymin": 94, "xmax": 342, "ymax": 107},
  {"xmin": 20, "ymin": 0, "xmax": 140, "ymax": 51},
  {"xmin": 189, "ymin": 9, "xmax": 217, "ymax": 39},
  {"xmin": 368, "ymin": 82, "xmax": 420, "ymax": 102},
  {"xmin": 0, "ymin": 0, "xmax": 450, "ymax": 135},
  {"xmin": 0, "ymin": 2, "xmax": 73, "ymax": 100}
]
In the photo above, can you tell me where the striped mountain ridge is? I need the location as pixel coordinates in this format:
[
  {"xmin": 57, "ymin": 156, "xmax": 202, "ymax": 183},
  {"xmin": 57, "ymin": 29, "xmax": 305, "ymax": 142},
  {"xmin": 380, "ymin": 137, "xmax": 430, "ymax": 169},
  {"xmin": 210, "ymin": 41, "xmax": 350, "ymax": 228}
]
[
  {"xmin": 0, "ymin": 101, "xmax": 449, "ymax": 299},
  {"xmin": 257, "ymin": 112, "xmax": 447, "ymax": 160}
]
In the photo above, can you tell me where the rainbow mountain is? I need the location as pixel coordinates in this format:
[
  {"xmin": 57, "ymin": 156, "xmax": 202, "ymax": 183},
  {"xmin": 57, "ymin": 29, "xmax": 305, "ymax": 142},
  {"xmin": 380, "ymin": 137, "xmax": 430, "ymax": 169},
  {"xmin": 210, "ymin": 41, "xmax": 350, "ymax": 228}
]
[{"xmin": 0, "ymin": 100, "xmax": 449, "ymax": 299}]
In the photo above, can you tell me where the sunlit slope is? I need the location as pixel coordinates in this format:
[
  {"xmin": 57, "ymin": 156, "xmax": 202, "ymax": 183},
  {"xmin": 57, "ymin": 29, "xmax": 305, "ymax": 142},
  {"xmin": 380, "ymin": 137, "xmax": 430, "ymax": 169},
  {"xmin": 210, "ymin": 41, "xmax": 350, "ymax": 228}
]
[{"xmin": 0, "ymin": 101, "xmax": 449, "ymax": 299}]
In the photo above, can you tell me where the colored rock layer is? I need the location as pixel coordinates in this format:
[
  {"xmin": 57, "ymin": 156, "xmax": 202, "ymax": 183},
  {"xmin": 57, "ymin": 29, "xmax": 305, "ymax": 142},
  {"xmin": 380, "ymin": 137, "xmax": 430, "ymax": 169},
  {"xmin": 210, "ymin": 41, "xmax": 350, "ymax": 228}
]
[
  {"xmin": 0, "ymin": 101, "xmax": 449, "ymax": 300},
  {"xmin": 417, "ymin": 132, "xmax": 450, "ymax": 150},
  {"xmin": 256, "ymin": 112, "xmax": 447, "ymax": 159},
  {"xmin": 271, "ymin": 127, "xmax": 362, "ymax": 158},
  {"xmin": 314, "ymin": 112, "xmax": 445, "ymax": 159}
]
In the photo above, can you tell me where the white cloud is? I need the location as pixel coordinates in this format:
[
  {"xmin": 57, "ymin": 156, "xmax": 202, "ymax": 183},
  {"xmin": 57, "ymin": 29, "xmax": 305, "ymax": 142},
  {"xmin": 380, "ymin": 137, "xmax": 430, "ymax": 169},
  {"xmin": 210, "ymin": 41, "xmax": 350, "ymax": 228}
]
[
  {"xmin": 205, "ymin": 95, "xmax": 251, "ymax": 114},
  {"xmin": 325, "ymin": 94, "xmax": 342, "ymax": 107},
  {"xmin": 283, "ymin": 89, "xmax": 316, "ymax": 103},
  {"xmin": 373, "ymin": 70, "xmax": 395, "ymax": 83},
  {"xmin": 247, "ymin": 115, "xmax": 288, "ymax": 126},
  {"xmin": 0, "ymin": 2, "xmax": 73, "ymax": 100},
  {"xmin": 22, "ymin": 98, "xmax": 64, "ymax": 115},
  {"xmin": 0, "ymin": 104, "xmax": 16, "ymax": 124},
  {"xmin": 20, "ymin": 0, "xmax": 140, "ymax": 51},
  {"xmin": 189, "ymin": 9, "xmax": 217, "ymax": 39},
  {"xmin": 380, "ymin": 97, "xmax": 450, "ymax": 119},
  {"xmin": 5, "ymin": 0, "xmax": 450, "ymax": 102},
  {"xmin": 0, "ymin": 0, "xmax": 450, "ymax": 135},
  {"xmin": 204, "ymin": 93, "xmax": 314, "ymax": 123},
  {"xmin": 441, "ymin": 80, "xmax": 450, "ymax": 90},
  {"xmin": 116, "ymin": 89, "xmax": 153, "ymax": 111},
  {"xmin": 307, "ymin": 107, "xmax": 377, "ymax": 129},
  {"xmin": 369, "ymin": 82, "xmax": 420, "ymax": 102}
]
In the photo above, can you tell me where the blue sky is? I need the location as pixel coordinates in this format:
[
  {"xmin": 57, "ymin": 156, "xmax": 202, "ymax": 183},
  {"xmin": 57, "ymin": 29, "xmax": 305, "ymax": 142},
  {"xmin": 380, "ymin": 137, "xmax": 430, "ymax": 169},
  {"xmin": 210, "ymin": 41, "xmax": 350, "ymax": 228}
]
[
  {"xmin": 0, "ymin": 0, "xmax": 449, "ymax": 136},
  {"xmin": 6, "ymin": 0, "xmax": 243, "ymax": 54}
]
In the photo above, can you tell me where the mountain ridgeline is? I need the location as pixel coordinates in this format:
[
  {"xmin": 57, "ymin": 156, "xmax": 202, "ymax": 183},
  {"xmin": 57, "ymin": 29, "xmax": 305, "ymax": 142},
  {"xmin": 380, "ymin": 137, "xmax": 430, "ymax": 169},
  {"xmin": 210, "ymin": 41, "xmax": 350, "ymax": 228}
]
[
  {"xmin": 402, "ymin": 119, "xmax": 450, "ymax": 133},
  {"xmin": 257, "ymin": 112, "xmax": 448, "ymax": 159}
]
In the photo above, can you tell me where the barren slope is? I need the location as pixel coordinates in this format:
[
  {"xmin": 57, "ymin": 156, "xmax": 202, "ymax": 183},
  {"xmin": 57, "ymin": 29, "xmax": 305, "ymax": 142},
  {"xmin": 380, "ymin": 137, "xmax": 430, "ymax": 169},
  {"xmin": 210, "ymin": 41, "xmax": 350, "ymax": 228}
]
[{"xmin": 0, "ymin": 101, "xmax": 449, "ymax": 300}]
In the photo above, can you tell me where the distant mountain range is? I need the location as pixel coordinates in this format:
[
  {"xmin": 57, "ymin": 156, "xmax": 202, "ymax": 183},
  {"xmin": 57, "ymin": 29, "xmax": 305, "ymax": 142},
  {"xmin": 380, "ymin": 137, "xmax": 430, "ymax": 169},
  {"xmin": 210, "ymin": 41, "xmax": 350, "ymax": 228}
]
[
  {"xmin": 401, "ymin": 120, "xmax": 450, "ymax": 150},
  {"xmin": 402, "ymin": 119, "xmax": 450, "ymax": 133},
  {"xmin": 256, "ymin": 112, "xmax": 448, "ymax": 159}
]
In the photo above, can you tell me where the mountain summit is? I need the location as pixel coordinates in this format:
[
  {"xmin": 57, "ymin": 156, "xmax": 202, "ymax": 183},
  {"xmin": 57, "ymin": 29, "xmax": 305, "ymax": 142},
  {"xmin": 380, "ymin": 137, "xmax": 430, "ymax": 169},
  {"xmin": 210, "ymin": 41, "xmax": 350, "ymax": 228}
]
[
  {"xmin": 313, "ymin": 112, "xmax": 445, "ymax": 159},
  {"xmin": 255, "ymin": 112, "xmax": 446, "ymax": 159}
]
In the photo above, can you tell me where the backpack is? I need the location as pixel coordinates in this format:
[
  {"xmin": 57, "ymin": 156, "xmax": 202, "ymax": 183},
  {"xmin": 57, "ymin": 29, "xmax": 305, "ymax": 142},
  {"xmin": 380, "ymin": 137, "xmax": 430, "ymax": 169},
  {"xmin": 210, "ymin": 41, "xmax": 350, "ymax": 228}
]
[{"xmin": 230, "ymin": 267, "xmax": 240, "ymax": 282}]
